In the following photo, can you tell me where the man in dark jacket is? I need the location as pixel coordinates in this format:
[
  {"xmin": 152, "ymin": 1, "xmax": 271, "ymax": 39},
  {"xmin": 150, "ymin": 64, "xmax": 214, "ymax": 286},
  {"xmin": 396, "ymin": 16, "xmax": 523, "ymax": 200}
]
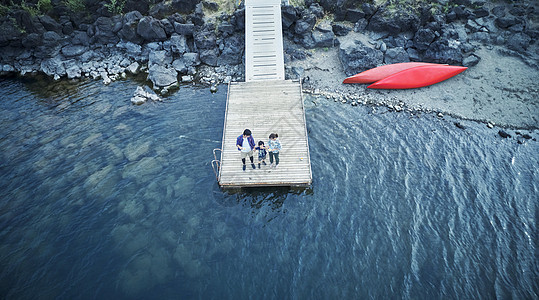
[{"xmin": 236, "ymin": 129, "xmax": 256, "ymax": 171}]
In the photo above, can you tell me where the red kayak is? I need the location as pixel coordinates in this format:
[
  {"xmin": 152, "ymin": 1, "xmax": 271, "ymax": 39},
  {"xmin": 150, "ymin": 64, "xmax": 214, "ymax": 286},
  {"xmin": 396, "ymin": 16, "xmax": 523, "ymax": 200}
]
[
  {"xmin": 343, "ymin": 62, "xmax": 440, "ymax": 84},
  {"xmin": 367, "ymin": 65, "xmax": 468, "ymax": 89}
]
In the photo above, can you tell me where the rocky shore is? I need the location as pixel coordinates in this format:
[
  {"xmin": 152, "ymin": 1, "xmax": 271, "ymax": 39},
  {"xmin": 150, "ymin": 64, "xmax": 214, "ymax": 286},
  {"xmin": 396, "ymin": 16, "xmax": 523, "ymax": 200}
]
[{"xmin": 0, "ymin": 0, "xmax": 537, "ymax": 128}]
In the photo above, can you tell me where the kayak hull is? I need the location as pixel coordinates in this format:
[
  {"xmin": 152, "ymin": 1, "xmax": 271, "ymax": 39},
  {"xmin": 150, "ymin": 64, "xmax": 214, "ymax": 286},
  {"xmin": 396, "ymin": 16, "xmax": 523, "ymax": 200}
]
[
  {"xmin": 367, "ymin": 65, "xmax": 468, "ymax": 89},
  {"xmin": 343, "ymin": 62, "xmax": 439, "ymax": 84}
]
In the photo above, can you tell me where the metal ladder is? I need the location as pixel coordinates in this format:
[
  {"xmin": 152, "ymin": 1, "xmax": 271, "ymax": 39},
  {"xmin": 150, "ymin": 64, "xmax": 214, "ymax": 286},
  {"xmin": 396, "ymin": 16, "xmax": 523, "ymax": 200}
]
[{"xmin": 211, "ymin": 148, "xmax": 222, "ymax": 182}]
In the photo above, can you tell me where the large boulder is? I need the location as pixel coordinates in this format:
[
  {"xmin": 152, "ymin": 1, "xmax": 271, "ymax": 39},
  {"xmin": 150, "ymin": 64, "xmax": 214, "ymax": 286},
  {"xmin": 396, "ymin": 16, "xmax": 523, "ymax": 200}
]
[
  {"xmin": 171, "ymin": 0, "xmax": 199, "ymax": 14},
  {"xmin": 0, "ymin": 20, "xmax": 23, "ymax": 47},
  {"xmin": 93, "ymin": 17, "xmax": 119, "ymax": 44},
  {"xmin": 218, "ymin": 35, "xmax": 243, "ymax": 65},
  {"xmin": 423, "ymin": 40, "xmax": 463, "ymax": 65},
  {"xmin": 124, "ymin": 0, "xmax": 150, "ymax": 15},
  {"xmin": 38, "ymin": 15, "xmax": 62, "ymax": 33},
  {"xmin": 332, "ymin": 23, "xmax": 352, "ymax": 36},
  {"xmin": 165, "ymin": 34, "xmax": 188, "ymax": 54},
  {"xmin": 506, "ymin": 33, "xmax": 531, "ymax": 52},
  {"xmin": 413, "ymin": 28, "xmax": 436, "ymax": 51},
  {"xmin": 232, "ymin": 8, "xmax": 245, "ymax": 31},
  {"xmin": 174, "ymin": 22, "xmax": 195, "ymax": 36},
  {"xmin": 339, "ymin": 39, "xmax": 383, "ymax": 76},
  {"xmin": 148, "ymin": 50, "xmax": 172, "ymax": 67},
  {"xmin": 173, "ymin": 52, "xmax": 200, "ymax": 73},
  {"xmin": 61, "ymin": 45, "xmax": 88, "ymax": 57},
  {"xmin": 384, "ymin": 47, "xmax": 410, "ymax": 64},
  {"xmin": 13, "ymin": 9, "xmax": 43, "ymax": 34},
  {"xmin": 118, "ymin": 11, "xmax": 143, "ymax": 43},
  {"xmin": 312, "ymin": 30, "xmax": 335, "ymax": 48},
  {"xmin": 148, "ymin": 65, "xmax": 178, "ymax": 88},
  {"xmin": 294, "ymin": 15, "xmax": 316, "ymax": 35},
  {"xmin": 495, "ymin": 17, "xmax": 519, "ymax": 29},
  {"xmin": 22, "ymin": 33, "xmax": 43, "ymax": 48},
  {"xmin": 367, "ymin": 8, "xmax": 420, "ymax": 33},
  {"xmin": 281, "ymin": 5, "xmax": 298, "ymax": 29},
  {"xmin": 137, "ymin": 16, "xmax": 167, "ymax": 42},
  {"xmin": 194, "ymin": 27, "xmax": 216, "ymax": 49},
  {"xmin": 71, "ymin": 30, "xmax": 91, "ymax": 46},
  {"xmin": 40, "ymin": 57, "xmax": 66, "ymax": 77},
  {"xmin": 35, "ymin": 31, "xmax": 63, "ymax": 58},
  {"xmin": 345, "ymin": 9, "xmax": 365, "ymax": 23},
  {"xmin": 199, "ymin": 49, "xmax": 219, "ymax": 66}
]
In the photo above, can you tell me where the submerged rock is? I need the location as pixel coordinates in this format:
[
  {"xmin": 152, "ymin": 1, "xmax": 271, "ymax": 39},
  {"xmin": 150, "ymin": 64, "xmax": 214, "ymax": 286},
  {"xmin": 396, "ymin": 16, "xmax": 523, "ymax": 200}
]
[
  {"xmin": 498, "ymin": 130, "xmax": 512, "ymax": 138},
  {"xmin": 131, "ymin": 86, "xmax": 161, "ymax": 105},
  {"xmin": 147, "ymin": 65, "xmax": 178, "ymax": 88}
]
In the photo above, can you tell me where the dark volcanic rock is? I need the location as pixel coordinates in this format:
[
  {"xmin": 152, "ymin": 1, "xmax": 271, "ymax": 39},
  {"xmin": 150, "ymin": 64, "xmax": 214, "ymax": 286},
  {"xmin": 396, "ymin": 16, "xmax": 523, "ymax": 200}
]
[
  {"xmin": 414, "ymin": 28, "xmax": 436, "ymax": 51},
  {"xmin": 472, "ymin": 7, "xmax": 489, "ymax": 19},
  {"xmin": 35, "ymin": 31, "xmax": 63, "ymax": 58},
  {"xmin": 294, "ymin": 15, "xmax": 316, "ymax": 35},
  {"xmin": 218, "ymin": 21, "xmax": 235, "ymax": 37},
  {"xmin": 218, "ymin": 35, "xmax": 243, "ymax": 65},
  {"xmin": 423, "ymin": 40, "xmax": 463, "ymax": 65},
  {"xmin": 13, "ymin": 9, "xmax": 42, "ymax": 34},
  {"xmin": 137, "ymin": 16, "xmax": 167, "ymax": 42},
  {"xmin": 345, "ymin": 9, "xmax": 365, "ymax": 23},
  {"xmin": 281, "ymin": 5, "xmax": 298, "ymax": 29},
  {"xmin": 166, "ymin": 34, "xmax": 188, "ymax": 54},
  {"xmin": 174, "ymin": 23, "xmax": 195, "ymax": 36},
  {"xmin": 22, "ymin": 33, "xmax": 43, "ymax": 48},
  {"xmin": 312, "ymin": 30, "xmax": 335, "ymax": 48},
  {"xmin": 61, "ymin": 45, "xmax": 88, "ymax": 57},
  {"xmin": 149, "ymin": 50, "xmax": 172, "ymax": 67},
  {"xmin": 118, "ymin": 22, "xmax": 142, "ymax": 44},
  {"xmin": 491, "ymin": 6, "xmax": 505, "ymax": 18},
  {"xmin": 203, "ymin": 1, "xmax": 219, "ymax": 11},
  {"xmin": 339, "ymin": 39, "xmax": 383, "ymax": 76},
  {"xmin": 93, "ymin": 17, "xmax": 119, "ymax": 44},
  {"xmin": 384, "ymin": 47, "xmax": 410, "ymax": 64},
  {"xmin": 39, "ymin": 15, "xmax": 62, "ymax": 33},
  {"xmin": 172, "ymin": 0, "xmax": 199, "ymax": 14},
  {"xmin": 495, "ymin": 17, "xmax": 518, "ymax": 29},
  {"xmin": 367, "ymin": 8, "xmax": 420, "ymax": 33},
  {"xmin": 0, "ymin": 20, "xmax": 23, "ymax": 46},
  {"xmin": 124, "ymin": 0, "xmax": 150, "ymax": 15},
  {"xmin": 506, "ymin": 33, "xmax": 531, "ymax": 52},
  {"xmin": 332, "ymin": 23, "xmax": 352, "ymax": 36},
  {"xmin": 232, "ymin": 8, "xmax": 245, "ymax": 31},
  {"xmin": 463, "ymin": 54, "xmax": 480, "ymax": 67},
  {"xmin": 199, "ymin": 49, "xmax": 219, "ymax": 66},
  {"xmin": 498, "ymin": 130, "xmax": 511, "ymax": 138},
  {"xmin": 148, "ymin": 65, "xmax": 178, "ymax": 88},
  {"xmin": 194, "ymin": 27, "xmax": 216, "ymax": 49}
]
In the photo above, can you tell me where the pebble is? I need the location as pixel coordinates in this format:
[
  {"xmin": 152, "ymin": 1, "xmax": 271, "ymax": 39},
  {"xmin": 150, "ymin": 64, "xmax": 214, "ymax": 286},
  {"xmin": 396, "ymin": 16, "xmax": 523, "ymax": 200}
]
[{"xmin": 498, "ymin": 130, "xmax": 511, "ymax": 138}]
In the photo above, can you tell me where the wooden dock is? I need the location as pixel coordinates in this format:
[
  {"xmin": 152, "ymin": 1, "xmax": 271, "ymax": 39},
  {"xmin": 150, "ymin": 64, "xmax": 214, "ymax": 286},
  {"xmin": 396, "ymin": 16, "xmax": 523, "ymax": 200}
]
[
  {"xmin": 216, "ymin": 80, "xmax": 312, "ymax": 188},
  {"xmin": 212, "ymin": 0, "xmax": 312, "ymax": 188}
]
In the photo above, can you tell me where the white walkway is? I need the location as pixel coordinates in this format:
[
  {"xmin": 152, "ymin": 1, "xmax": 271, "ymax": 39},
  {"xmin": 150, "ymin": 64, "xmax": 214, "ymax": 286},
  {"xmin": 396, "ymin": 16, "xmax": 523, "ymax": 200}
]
[{"xmin": 244, "ymin": 0, "xmax": 285, "ymax": 82}]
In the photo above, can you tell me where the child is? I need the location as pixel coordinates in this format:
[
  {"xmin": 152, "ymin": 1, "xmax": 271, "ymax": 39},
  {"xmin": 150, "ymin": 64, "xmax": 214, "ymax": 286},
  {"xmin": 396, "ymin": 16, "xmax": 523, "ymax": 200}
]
[
  {"xmin": 255, "ymin": 141, "xmax": 267, "ymax": 169},
  {"xmin": 268, "ymin": 133, "xmax": 282, "ymax": 168}
]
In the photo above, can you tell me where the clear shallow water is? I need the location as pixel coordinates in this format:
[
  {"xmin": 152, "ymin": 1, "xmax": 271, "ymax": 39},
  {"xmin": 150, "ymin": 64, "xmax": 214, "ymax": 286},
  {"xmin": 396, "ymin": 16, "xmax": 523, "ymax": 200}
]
[{"xmin": 0, "ymin": 77, "xmax": 537, "ymax": 299}]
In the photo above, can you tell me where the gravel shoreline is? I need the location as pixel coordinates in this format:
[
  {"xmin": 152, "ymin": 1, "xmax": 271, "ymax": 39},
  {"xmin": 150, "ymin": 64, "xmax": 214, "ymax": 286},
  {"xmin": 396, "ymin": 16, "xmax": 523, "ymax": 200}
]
[
  {"xmin": 1, "ymin": 1, "xmax": 537, "ymax": 129},
  {"xmin": 290, "ymin": 33, "xmax": 538, "ymax": 129}
]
